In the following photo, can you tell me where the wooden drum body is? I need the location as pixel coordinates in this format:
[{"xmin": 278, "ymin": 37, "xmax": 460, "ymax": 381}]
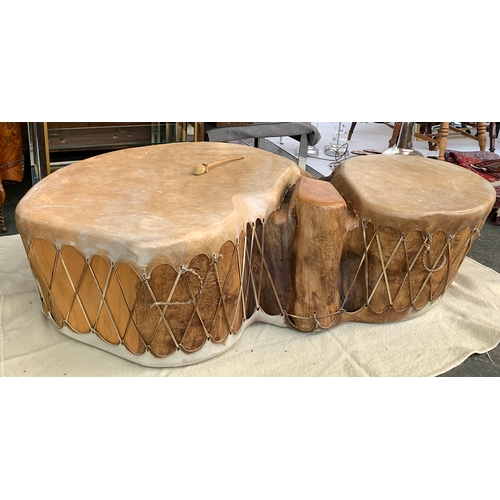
[
  {"xmin": 329, "ymin": 155, "xmax": 496, "ymax": 326},
  {"xmin": 15, "ymin": 143, "xmax": 496, "ymax": 367}
]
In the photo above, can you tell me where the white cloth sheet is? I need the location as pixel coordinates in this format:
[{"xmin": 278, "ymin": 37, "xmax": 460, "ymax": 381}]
[{"xmin": 1, "ymin": 234, "xmax": 500, "ymax": 377}]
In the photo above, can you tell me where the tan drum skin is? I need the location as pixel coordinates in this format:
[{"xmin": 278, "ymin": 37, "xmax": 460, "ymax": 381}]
[{"xmin": 15, "ymin": 143, "xmax": 496, "ymax": 367}]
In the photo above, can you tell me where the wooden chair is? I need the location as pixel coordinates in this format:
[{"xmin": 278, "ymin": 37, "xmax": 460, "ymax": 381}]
[
  {"xmin": 349, "ymin": 122, "xmax": 496, "ymax": 160},
  {"xmin": 415, "ymin": 122, "xmax": 488, "ymax": 161}
]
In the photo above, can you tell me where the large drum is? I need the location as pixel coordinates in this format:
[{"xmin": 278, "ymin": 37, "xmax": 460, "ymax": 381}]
[{"xmin": 15, "ymin": 143, "xmax": 496, "ymax": 367}]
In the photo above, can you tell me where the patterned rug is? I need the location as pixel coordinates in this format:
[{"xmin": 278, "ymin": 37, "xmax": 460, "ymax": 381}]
[{"xmin": 445, "ymin": 150, "xmax": 500, "ymax": 225}]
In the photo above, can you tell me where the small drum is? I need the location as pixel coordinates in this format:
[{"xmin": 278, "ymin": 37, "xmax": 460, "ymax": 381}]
[
  {"xmin": 329, "ymin": 155, "xmax": 496, "ymax": 327},
  {"xmin": 15, "ymin": 143, "xmax": 496, "ymax": 367}
]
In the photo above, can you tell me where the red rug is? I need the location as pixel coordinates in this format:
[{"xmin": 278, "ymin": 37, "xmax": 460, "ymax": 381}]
[{"xmin": 445, "ymin": 150, "xmax": 500, "ymax": 225}]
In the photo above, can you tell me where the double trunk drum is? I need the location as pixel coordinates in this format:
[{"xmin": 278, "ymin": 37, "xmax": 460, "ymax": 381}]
[{"xmin": 15, "ymin": 142, "xmax": 496, "ymax": 367}]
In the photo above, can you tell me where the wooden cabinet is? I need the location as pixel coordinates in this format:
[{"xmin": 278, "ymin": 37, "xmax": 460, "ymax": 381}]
[{"xmin": 29, "ymin": 122, "xmax": 205, "ymax": 183}]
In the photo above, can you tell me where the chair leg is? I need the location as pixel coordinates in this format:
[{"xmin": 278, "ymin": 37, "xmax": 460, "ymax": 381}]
[
  {"xmin": 388, "ymin": 123, "xmax": 402, "ymax": 147},
  {"xmin": 490, "ymin": 122, "xmax": 497, "ymax": 153},
  {"xmin": 438, "ymin": 122, "xmax": 449, "ymax": 161},
  {"xmin": 477, "ymin": 122, "xmax": 487, "ymax": 151},
  {"xmin": 297, "ymin": 134, "xmax": 308, "ymax": 169},
  {"xmin": 422, "ymin": 122, "xmax": 439, "ymax": 150},
  {"xmin": 347, "ymin": 122, "xmax": 356, "ymax": 141}
]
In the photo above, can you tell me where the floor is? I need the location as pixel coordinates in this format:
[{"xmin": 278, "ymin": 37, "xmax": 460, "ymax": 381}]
[{"xmin": 2, "ymin": 122, "xmax": 500, "ymax": 376}]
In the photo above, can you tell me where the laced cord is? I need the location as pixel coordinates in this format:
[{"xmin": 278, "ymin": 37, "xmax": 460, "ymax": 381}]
[
  {"xmin": 421, "ymin": 235, "xmax": 447, "ymax": 273},
  {"xmin": 150, "ymin": 265, "xmax": 204, "ymax": 307}
]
